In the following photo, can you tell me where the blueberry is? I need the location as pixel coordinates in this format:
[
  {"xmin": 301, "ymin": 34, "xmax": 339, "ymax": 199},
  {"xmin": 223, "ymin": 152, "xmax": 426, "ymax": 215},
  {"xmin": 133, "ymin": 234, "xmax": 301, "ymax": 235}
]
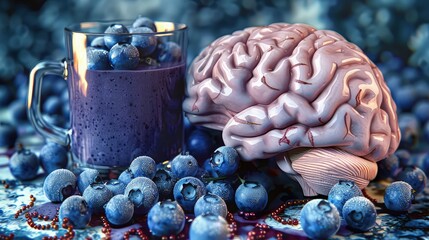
[
  {"xmin": 129, "ymin": 155, "xmax": 156, "ymax": 179},
  {"xmin": 173, "ymin": 176, "xmax": 206, "ymax": 212},
  {"xmin": 105, "ymin": 194, "xmax": 134, "ymax": 226},
  {"xmin": 9, "ymin": 148, "xmax": 40, "ymax": 181},
  {"xmin": 342, "ymin": 196, "xmax": 377, "ymax": 231},
  {"xmin": 9, "ymin": 100, "xmax": 27, "ymax": 122},
  {"xmin": 384, "ymin": 181, "xmax": 415, "ymax": 212},
  {"xmin": 328, "ymin": 180, "xmax": 363, "ymax": 215},
  {"xmin": 105, "ymin": 179, "xmax": 126, "ymax": 196},
  {"xmin": 395, "ymin": 166, "xmax": 427, "ymax": 193},
  {"xmin": 189, "ymin": 214, "xmax": 229, "ymax": 240},
  {"xmin": 42, "ymin": 114, "xmax": 66, "ymax": 129},
  {"xmin": 43, "ymin": 96, "xmax": 63, "ymax": 116},
  {"xmin": 130, "ymin": 27, "xmax": 157, "ymax": 57},
  {"xmin": 210, "ymin": 146, "xmax": 239, "ymax": 177},
  {"xmin": 118, "ymin": 168, "xmax": 135, "ymax": 185},
  {"xmin": 124, "ymin": 177, "xmax": 159, "ymax": 215},
  {"xmin": 77, "ymin": 169, "xmax": 102, "ymax": 194},
  {"xmin": 186, "ymin": 129, "xmax": 217, "ymax": 162},
  {"xmin": 171, "ymin": 152, "xmax": 199, "ymax": 178},
  {"xmin": 203, "ymin": 158, "xmax": 218, "ymax": 177},
  {"xmin": 147, "ymin": 200, "xmax": 185, "ymax": 236},
  {"xmin": 59, "ymin": 195, "xmax": 91, "ymax": 229},
  {"xmin": 0, "ymin": 85, "xmax": 14, "ymax": 107},
  {"xmin": 398, "ymin": 114, "xmax": 419, "ymax": 149},
  {"xmin": 87, "ymin": 47, "xmax": 111, "ymax": 70},
  {"xmin": 243, "ymin": 171, "xmax": 274, "ymax": 192},
  {"xmin": 394, "ymin": 86, "xmax": 418, "ymax": 112},
  {"xmin": 83, "ymin": 183, "xmax": 113, "ymax": 213},
  {"xmin": 194, "ymin": 193, "xmax": 228, "ymax": 218},
  {"xmin": 157, "ymin": 41, "xmax": 182, "ymax": 63},
  {"xmin": 132, "ymin": 16, "xmax": 157, "ymax": 32},
  {"xmin": 104, "ymin": 24, "xmax": 131, "ymax": 49},
  {"xmin": 206, "ymin": 180, "xmax": 235, "ymax": 206},
  {"xmin": 90, "ymin": 36, "xmax": 107, "ymax": 49},
  {"xmin": 109, "ymin": 43, "xmax": 140, "ymax": 70},
  {"xmin": 39, "ymin": 142, "xmax": 68, "ymax": 174},
  {"xmin": 395, "ymin": 149, "xmax": 411, "ymax": 167},
  {"xmin": 0, "ymin": 122, "xmax": 18, "ymax": 148},
  {"xmin": 153, "ymin": 168, "xmax": 176, "ymax": 200},
  {"xmin": 43, "ymin": 169, "xmax": 76, "ymax": 203},
  {"xmin": 377, "ymin": 154, "xmax": 399, "ymax": 179},
  {"xmin": 300, "ymin": 199, "xmax": 341, "ymax": 240},
  {"xmin": 412, "ymin": 100, "xmax": 429, "ymax": 124},
  {"xmin": 235, "ymin": 181, "xmax": 268, "ymax": 213}
]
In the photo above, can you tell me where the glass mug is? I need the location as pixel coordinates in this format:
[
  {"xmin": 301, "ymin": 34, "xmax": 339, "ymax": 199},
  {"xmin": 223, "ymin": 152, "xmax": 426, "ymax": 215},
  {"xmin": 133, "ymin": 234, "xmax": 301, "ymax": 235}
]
[{"xmin": 28, "ymin": 20, "xmax": 187, "ymax": 175}]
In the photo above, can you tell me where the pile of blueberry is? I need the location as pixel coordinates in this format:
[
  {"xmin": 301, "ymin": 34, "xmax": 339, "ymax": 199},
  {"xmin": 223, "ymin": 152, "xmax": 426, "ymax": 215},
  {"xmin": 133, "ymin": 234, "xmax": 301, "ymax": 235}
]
[
  {"xmin": 38, "ymin": 144, "xmax": 269, "ymax": 238},
  {"xmin": 300, "ymin": 173, "xmax": 426, "ymax": 239},
  {"xmin": 87, "ymin": 16, "xmax": 182, "ymax": 71}
]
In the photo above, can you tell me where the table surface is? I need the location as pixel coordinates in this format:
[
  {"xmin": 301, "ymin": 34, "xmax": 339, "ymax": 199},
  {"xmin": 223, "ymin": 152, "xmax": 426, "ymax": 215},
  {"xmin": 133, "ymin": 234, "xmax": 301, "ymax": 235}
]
[{"xmin": 0, "ymin": 129, "xmax": 429, "ymax": 240}]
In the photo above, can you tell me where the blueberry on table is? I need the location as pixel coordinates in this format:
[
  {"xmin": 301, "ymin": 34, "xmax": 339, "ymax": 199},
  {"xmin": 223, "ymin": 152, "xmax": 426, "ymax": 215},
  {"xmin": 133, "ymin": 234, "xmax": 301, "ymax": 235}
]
[
  {"xmin": 0, "ymin": 122, "xmax": 18, "ymax": 148},
  {"xmin": 83, "ymin": 183, "xmax": 113, "ymax": 214},
  {"xmin": 173, "ymin": 176, "xmax": 206, "ymax": 212},
  {"xmin": 170, "ymin": 152, "xmax": 199, "ymax": 178},
  {"xmin": 109, "ymin": 43, "xmax": 140, "ymax": 70},
  {"xmin": 104, "ymin": 24, "xmax": 131, "ymax": 49},
  {"xmin": 9, "ymin": 148, "xmax": 40, "ymax": 181},
  {"xmin": 186, "ymin": 129, "xmax": 217, "ymax": 162},
  {"xmin": 105, "ymin": 194, "xmax": 134, "ymax": 226},
  {"xmin": 130, "ymin": 27, "xmax": 157, "ymax": 57},
  {"xmin": 59, "ymin": 195, "xmax": 91, "ymax": 229},
  {"xmin": 129, "ymin": 155, "xmax": 156, "ymax": 179},
  {"xmin": 87, "ymin": 47, "xmax": 111, "ymax": 70},
  {"xmin": 328, "ymin": 180, "xmax": 363, "ymax": 215},
  {"xmin": 377, "ymin": 154, "xmax": 401, "ymax": 179},
  {"xmin": 194, "ymin": 193, "xmax": 228, "ymax": 218},
  {"xmin": 300, "ymin": 199, "xmax": 341, "ymax": 240},
  {"xmin": 189, "ymin": 213, "xmax": 229, "ymax": 240},
  {"xmin": 384, "ymin": 181, "xmax": 415, "ymax": 212},
  {"xmin": 43, "ymin": 169, "xmax": 76, "ymax": 203},
  {"xmin": 342, "ymin": 196, "xmax": 377, "ymax": 231},
  {"xmin": 124, "ymin": 177, "xmax": 159, "ymax": 215},
  {"xmin": 77, "ymin": 169, "xmax": 102, "ymax": 194},
  {"xmin": 153, "ymin": 168, "xmax": 176, "ymax": 200},
  {"xmin": 132, "ymin": 16, "xmax": 157, "ymax": 32},
  {"xmin": 105, "ymin": 179, "xmax": 126, "ymax": 196},
  {"xmin": 118, "ymin": 168, "xmax": 135, "ymax": 185},
  {"xmin": 42, "ymin": 96, "xmax": 63, "ymax": 116},
  {"xmin": 147, "ymin": 200, "xmax": 185, "ymax": 237},
  {"xmin": 243, "ymin": 171, "xmax": 274, "ymax": 193},
  {"xmin": 39, "ymin": 142, "xmax": 68, "ymax": 174},
  {"xmin": 235, "ymin": 181, "xmax": 268, "ymax": 213},
  {"xmin": 206, "ymin": 180, "xmax": 235, "ymax": 206},
  {"xmin": 395, "ymin": 149, "xmax": 411, "ymax": 167},
  {"xmin": 157, "ymin": 41, "xmax": 182, "ymax": 63},
  {"xmin": 395, "ymin": 166, "xmax": 427, "ymax": 193},
  {"xmin": 210, "ymin": 146, "xmax": 239, "ymax": 177}
]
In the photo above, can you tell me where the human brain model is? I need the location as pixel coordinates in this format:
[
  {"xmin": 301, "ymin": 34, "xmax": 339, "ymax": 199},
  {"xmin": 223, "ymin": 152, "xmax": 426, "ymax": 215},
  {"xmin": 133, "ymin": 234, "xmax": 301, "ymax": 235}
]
[{"xmin": 183, "ymin": 23, "xmax": 400, "ymax": 196}]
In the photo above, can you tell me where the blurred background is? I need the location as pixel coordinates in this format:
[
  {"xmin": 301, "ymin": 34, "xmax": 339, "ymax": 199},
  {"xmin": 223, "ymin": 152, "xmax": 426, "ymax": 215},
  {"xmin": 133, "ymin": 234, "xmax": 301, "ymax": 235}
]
[{"xmin": 1, "ymin": 0, "xmax": 429, "ymax": 171}]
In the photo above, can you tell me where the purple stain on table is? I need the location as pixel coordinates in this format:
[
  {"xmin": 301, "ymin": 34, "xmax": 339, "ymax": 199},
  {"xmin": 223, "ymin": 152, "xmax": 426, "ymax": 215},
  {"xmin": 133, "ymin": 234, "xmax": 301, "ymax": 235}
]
[{"xmin": 68, "ymin": 63, "xmax": 185, "ymax": 167}]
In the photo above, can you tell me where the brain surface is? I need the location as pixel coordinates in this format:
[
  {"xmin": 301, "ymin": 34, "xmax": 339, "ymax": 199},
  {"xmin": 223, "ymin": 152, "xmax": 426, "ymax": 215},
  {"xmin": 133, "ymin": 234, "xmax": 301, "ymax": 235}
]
[{"xmin": 183, "ymin": 23, "xmax": 400, "ymax": 163}]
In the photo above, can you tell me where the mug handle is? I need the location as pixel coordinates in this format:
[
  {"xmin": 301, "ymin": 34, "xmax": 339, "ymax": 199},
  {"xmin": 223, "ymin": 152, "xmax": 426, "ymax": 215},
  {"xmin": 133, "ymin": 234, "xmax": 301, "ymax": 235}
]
[{"xmin": 28, "ymin": 60, "xmax": 70, "ymax": 147}]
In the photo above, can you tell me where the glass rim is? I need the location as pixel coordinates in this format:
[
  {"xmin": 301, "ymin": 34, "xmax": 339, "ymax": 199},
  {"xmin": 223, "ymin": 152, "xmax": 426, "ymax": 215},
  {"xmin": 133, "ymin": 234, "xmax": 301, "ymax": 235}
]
[{"xmin": 64, "ymin": 20, "xmax": 187, "ymax": 35}]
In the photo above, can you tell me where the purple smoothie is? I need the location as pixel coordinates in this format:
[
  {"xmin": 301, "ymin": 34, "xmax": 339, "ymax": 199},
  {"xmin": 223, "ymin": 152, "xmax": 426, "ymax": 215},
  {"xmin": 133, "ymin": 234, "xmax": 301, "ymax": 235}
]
[{"xmin": 68, "ymin": 63, "xmax": 185, "ymax": 167}]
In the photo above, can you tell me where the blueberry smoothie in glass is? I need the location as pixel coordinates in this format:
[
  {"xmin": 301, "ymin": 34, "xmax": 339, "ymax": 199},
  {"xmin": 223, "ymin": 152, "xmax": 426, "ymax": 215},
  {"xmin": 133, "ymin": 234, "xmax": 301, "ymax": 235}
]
[
  {"xmin": 28, "ymin": 17, "xmax": 188, "ymax": 173},
  {"xmin": 65, "ymin": 18, "xmax": 188, "ymax": 170}
]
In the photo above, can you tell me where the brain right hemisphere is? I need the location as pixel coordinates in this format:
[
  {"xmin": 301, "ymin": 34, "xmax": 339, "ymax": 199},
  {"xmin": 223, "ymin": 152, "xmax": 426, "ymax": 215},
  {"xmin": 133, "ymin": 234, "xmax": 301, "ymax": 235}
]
[{"xmin": 183, "ymin": 23, "xmax": 400, "ymax": 165}]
